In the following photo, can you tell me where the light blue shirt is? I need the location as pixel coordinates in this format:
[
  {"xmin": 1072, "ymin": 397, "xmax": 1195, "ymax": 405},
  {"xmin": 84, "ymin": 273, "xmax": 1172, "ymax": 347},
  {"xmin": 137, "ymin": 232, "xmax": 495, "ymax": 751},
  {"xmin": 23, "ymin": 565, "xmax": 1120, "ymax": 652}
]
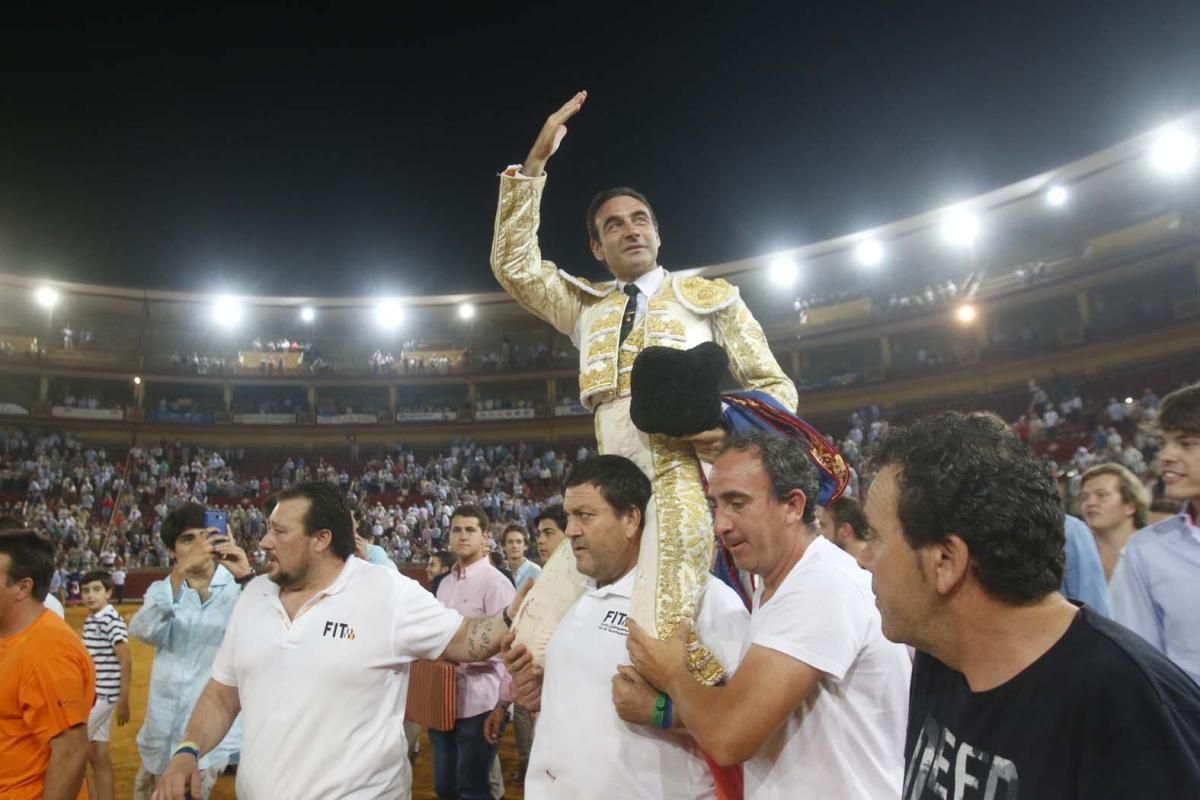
[
  {"xmin": 1062, "ymin": 514, "xmax": 1111, "ymax": 618},
  {"xmin": 512, "ymin": 557, "xmax": 541, "ymax": 591},
  {"xmin": 366, "ymin": 543, "xmax": 398, "ymax": 569},
  {"xmin": 129, "ymin": 565, "xmax": 243, "ymax": 774},
  {"xmin": 1111, "ymin": 506, "xmax": 1200, "ymax": 685}
]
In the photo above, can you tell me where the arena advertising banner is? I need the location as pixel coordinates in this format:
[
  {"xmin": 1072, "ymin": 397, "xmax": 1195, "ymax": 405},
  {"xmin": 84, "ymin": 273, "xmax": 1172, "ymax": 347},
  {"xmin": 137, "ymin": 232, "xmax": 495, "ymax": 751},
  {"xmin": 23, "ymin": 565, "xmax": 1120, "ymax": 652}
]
[
  {"xmin": 51, "ymin": 406, "xmax": 125, "ymax": 421},
  {"xmin": 232, "ymin": 413, "xmax": 296, "ymax": 425},
  {"xmin": 475, "ymin": 407, "xmax": 536, "ymax": 421},
  {"xmin": 317, "ymin": 413, "xmax": 378, "ymax": 425},
  {"xmin": 553, "ymin": 403, "xmax": 588, "ymax": 416},
  {"xmin": 396, "ymin": 410, "xmax": 458, "ymax": 422},
  {"xmin": 145, "ymin": 410, "xmax": 216, "ymax": 425}
]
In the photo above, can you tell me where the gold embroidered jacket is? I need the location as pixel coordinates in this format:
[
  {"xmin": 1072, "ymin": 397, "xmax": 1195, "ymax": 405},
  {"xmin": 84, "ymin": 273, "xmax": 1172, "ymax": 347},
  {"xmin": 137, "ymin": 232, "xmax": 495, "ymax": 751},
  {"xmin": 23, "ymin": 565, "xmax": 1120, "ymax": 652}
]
[{"xmin": 490, "ymin": 171, "xmax": 797, "ymax": 414}]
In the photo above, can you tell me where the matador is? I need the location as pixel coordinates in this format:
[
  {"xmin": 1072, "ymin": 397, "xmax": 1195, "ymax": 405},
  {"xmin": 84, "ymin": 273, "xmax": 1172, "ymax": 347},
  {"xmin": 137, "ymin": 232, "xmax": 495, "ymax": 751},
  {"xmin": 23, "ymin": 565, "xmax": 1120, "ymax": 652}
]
[{"xmin": 492, "ymin": 92, "xmax": 797, "ymax": 684}]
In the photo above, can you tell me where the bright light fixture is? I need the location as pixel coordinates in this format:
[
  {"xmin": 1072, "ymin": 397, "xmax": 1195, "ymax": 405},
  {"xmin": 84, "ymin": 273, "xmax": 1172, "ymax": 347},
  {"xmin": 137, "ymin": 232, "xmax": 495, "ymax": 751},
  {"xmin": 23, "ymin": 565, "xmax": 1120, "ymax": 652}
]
[
  {"xmin": 133, "ymin": 376, "xmax": 142, "ymax": 386},
  {"xmin": 955, "ymin": 304, "xmax": 978, "ymax": 323},
  {"xmin": 768, "ymin": 255, "xmax": 800, "ymax": 288},
  {"xmin": 212, "ymin": 296, "xmax": 243, "ymax": 328},
  {"xmin": 458, "ymin": 303, "xmax": 476, "ymax": 320},
  {"xmin": 941, "ymin": 208, "xmax": 980, "ymax": 247},
  {"xmin": 34, "ymin": 287, "xmax": 60, "ymax": 309},
  {"xmin": 854, "ymin": 239, "xmax": 884, "ymax": 267},
  {"xmin": 300, "ymin": 306, "xmax": 316, "ymax": 323},
  {"xmin": 375, "ymin": 299, "xmax": 403, "ymax": 329},
  {"xmin": 1150, "ymin": 127, "xmax": 1197, "ymax": 175},
  {"xmin": 1044, "ymin": 185, "xmax": 1069, "ymax": 208}
]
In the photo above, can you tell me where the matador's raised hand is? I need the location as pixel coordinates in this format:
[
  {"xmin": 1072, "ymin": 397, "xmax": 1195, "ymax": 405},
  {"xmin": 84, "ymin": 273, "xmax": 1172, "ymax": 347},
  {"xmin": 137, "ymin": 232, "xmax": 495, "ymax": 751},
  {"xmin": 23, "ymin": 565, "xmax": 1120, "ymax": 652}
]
[{"xmin": 522, "ymin": 90, "xmax": 587, "ymax": 178}]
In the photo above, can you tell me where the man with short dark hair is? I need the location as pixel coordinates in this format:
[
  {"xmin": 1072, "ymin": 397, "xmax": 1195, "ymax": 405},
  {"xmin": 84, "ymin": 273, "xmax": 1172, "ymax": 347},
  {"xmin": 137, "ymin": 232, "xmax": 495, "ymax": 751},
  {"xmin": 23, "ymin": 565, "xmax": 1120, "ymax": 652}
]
[
  {"xmin": 433, "ymin": 504, "xmax": 516, "ymax": 800},
  {"xmin": 503, "ymin": 524, "xmax": 540, "ymax": 592},
  {"xmin": 818, "ymin": 495, "xmax": 870, "ymax": 560},
  {"xmin": 860, "ymin": 412, "xmax": 1200, "ymax": 798},
  {"xmin": 1112, "ymin": 382, "xmax": 1200, "ymax": 685},
  {"xmin": 427, "ymin": 549, "xmax": 456, "ymax": 596},
  {"xmin": 627, "ymin": 431, "xmax": 909, "ymax": 798},
  {"xmin": 532, "ymin": 506, "xmax": 567, "ymax": 564},
  {"xmin": 0, "ymin": 529, "xmax": 94, "ymax": 800},
  {"xmin": 504, "ymin": 455, "xmax": 749, "ymax": 799},
  {"xmin": 154, "ymin": 483, "xmax": 528, "ymax": 800},
  {"xmin": 130, "ymin": 502, "xmax": 249, "ymax": 800},
  {"xmin": 491, "ymin": 93, "xmax": 796, "ymax": 681}
]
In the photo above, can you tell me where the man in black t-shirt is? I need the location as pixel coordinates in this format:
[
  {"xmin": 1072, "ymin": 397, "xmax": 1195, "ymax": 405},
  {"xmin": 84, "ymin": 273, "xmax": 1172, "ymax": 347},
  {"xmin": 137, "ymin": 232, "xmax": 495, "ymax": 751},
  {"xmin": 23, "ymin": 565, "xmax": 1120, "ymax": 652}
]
[{"xmin": 858, "ymin": 412, "xmax": 1200, "ymax": 799}]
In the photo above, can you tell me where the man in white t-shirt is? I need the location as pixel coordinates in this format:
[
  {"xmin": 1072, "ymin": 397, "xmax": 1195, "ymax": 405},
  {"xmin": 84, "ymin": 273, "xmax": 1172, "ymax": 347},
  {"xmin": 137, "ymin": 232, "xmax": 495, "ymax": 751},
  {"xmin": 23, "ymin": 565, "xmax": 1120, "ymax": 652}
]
[
  {"xmin": 152, "ymin": 482, "xmax": 528, "ymax": 800},
  {"xmin": 627, "ymin": 429, "xmax": 911, "ymax": 799},
  {"xmin": 503, "ymin": 455, "xmax": 749, "ymax": 799}
]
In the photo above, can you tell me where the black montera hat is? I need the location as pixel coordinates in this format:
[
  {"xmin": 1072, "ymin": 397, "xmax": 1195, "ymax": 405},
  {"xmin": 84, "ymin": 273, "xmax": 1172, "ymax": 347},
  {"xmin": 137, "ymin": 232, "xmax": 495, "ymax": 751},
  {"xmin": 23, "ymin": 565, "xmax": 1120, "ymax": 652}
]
[{"xmin": 630, "ymin": 343, "xmax": 728, "ymax": 437}]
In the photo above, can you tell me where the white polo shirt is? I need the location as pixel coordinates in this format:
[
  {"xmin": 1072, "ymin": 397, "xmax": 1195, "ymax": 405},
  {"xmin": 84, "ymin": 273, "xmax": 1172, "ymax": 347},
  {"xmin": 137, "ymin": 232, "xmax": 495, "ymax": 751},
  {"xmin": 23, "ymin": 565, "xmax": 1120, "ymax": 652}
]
[
  {"xmin": 742, "ymin": 536, "xmax": 911, "ymax": 799},
  {"xmin": 211, "ymin": 557, "xmax": 463, "ymax": 800},
  {"xmin": 526, "ymin": 569, "xmax": 749, "ymax": 800}
]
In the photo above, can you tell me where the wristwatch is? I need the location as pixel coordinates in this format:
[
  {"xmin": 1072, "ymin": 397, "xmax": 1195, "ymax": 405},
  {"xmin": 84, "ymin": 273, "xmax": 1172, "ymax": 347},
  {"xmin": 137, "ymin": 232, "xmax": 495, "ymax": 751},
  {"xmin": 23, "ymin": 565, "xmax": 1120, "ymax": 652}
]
[{"xmin": 235, "ymin": 568, "xmax": 257, "ymax": 586}]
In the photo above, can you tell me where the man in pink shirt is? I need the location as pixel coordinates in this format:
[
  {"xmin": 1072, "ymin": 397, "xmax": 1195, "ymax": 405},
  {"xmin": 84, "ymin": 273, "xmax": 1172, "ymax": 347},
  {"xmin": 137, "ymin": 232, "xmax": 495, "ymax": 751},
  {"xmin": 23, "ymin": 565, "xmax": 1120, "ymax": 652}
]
[{"xmin": 434, "ymin": 505, "xmax": 516, "ymax": 799}]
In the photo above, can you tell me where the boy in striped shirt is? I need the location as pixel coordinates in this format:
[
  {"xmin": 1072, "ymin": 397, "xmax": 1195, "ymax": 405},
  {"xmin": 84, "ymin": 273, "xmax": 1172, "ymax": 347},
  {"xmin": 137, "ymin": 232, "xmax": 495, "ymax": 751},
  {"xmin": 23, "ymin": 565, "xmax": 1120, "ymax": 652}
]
[{"xmin": 80, "ymin": 570, "xmax": 131, "ymax": 800}]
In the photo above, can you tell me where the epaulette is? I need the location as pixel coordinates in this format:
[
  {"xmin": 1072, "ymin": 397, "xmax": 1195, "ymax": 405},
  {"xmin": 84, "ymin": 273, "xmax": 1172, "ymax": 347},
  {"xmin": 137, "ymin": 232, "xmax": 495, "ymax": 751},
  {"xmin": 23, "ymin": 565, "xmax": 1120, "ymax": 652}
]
[{"xmin": 671, "ymin": 275, "xmax": 739, "ymax": 314}]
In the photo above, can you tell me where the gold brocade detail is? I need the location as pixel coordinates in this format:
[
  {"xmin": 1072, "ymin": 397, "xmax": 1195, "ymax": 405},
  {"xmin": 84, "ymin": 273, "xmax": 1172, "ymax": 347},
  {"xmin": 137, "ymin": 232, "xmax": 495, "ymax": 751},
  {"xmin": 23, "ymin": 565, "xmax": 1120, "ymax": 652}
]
[
  {"xmin": 579, "ymin": 366, "xmax": 611, "ymax": 397},
  {"xmin": 647, "ymin": 315, "xmax": 686, "ymax": 338},
  {"xmin": 674, "ymin": 276, "xmax": 737, "ymax": 313},
  {"xmin": 648, "ymin": 434, "xmax": 725, "ymax": 686},
  {"xmin": 587, "ymin": 333, "xmax": 617, "ymax": 362},
  {"xmin": 592, "ymin": 311, "xmax": 623, "ymax": 331},
  {"xmin": 717, "ymin": 299, "xmax": 800, "ymax": 412},
  {"xmin": 558, "ymin": 270, "xmax": 617, "ymax": 297},
  {"xmin": 616, "ymin": 326, "xmax": 646, "ymax": 396}
]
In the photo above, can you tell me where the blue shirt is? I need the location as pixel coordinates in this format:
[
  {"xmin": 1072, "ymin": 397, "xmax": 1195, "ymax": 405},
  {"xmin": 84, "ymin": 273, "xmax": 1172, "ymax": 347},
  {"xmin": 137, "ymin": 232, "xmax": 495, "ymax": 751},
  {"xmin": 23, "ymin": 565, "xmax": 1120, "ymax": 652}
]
[
  {"xmin": 1062, "ymin": 515, "xmax": 1111, "ymax": 618},
  {"xmin": 129, "ymin": 565, "xmax": 243, "ymax": 773},
  {"xmin": 1111, "ymin": 506, "xmax": 1200, "ymax": 685},
  {"xmin": 511, "ymin": 557, "xmax": 541, "ymax": 591},
  {"xmin": 366, "ymin": 543, "xmax": 398, "ymax": 569}
]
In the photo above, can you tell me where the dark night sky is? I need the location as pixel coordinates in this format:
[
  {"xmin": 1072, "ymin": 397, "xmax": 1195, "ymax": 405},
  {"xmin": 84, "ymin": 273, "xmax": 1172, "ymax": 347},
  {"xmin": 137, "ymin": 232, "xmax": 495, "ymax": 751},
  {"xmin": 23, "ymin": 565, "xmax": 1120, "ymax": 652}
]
[{"xmin": 2, "ymin": 3, "xmax": 1199, "ymax": 297}]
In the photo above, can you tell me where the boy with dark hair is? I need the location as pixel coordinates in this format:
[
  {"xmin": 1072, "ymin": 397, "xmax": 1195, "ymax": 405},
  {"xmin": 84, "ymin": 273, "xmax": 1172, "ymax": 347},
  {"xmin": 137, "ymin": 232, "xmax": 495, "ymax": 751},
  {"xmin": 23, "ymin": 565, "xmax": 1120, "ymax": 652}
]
[
  {"xmin": 130, "ymin": 501, "xmax": 250, "ymax": 800},
  {"xmin": 80, "ymin": 569, "xmax": 130, "ymax": 800}
]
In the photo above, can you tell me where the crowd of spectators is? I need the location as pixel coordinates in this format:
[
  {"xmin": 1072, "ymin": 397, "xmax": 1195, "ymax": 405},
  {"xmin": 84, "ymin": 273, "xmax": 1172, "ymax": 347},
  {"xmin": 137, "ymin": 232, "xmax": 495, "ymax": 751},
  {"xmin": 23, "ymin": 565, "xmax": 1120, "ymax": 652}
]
[{"xmin": 0, "ymin": 427, "xmax": 588, "ymax": 594}]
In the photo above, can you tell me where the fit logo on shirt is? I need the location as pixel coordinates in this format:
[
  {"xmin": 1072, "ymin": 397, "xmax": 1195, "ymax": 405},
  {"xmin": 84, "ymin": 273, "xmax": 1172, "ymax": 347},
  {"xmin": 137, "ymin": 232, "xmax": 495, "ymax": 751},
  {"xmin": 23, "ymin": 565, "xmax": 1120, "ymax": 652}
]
[
  {"xmin": 598, "ymin": 610, "xmax": 629, "ymax": 636},
  {"xmin": 322, "ymin": 620, "xmax": 356, "ymax": 640}
]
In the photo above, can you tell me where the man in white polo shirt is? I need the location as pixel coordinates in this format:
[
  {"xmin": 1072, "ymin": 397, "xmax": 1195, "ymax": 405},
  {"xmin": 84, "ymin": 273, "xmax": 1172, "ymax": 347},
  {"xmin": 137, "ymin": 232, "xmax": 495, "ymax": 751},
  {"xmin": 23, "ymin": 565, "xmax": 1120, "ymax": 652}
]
[
  {"xmin": 627, "ymin": 429, "xmax": 911, "ymax": 799},
  {"xmin": 152, "ymin": 482, "xmax": 527, "ymax": 800},
  {"xmin": 503, "ymin": 455, "xmax": 749, "ymax": 799}
]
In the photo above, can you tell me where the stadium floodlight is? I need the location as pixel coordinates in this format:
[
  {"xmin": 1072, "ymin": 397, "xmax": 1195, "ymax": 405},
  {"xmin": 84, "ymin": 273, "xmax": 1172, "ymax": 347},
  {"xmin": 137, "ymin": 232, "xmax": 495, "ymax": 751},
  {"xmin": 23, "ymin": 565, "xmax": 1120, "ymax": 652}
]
[
  {"xmin": 854, "ymin": 239, "xmax": 884, "ymax": 267},
  {"xmin": 300, "ymin": 306, "xmax": 316, "ymax": 323},
  {"xmin": 375, "ymin": 298, "xmax": 403, "ymax": 329},
  {"xmin": 1150, "ymin": 126, "xmax": 1197, "ymax": 175},
  {"xmin": 34, "ymin": 286, "xmax": 60, "ymax": 309},
  {"xmin": 768, "ymin": 255, "xmax": 800, "ymax": 288},
  {"xmin": 212, "ymin": 295, "xmax": 243, "ymax": 329},
  {"xmin": 458, "ymin": 303, "xmax": 476, "ymax": 321},
  {"xmin": 133, "ymin": 376, "xmax": 142, "ymax": 386},
  {"xmin": 955, "ymin": 304, "xmax": 978, "ymax": 324},
  {"xmin": 1044, "ymin": 185, "xmax": 1070, "ymax": 208},
  {"xmin": 940, "ymin": 208, "xmax": 980, "ymax": 247}
]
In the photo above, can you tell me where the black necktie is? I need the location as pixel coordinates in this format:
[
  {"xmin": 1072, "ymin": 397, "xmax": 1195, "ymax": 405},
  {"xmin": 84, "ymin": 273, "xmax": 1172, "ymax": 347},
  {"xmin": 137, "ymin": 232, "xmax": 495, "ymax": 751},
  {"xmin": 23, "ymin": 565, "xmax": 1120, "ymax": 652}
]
[{"xmin": 618, "ymin": 284, "xmax": 640, "ymax": 345}]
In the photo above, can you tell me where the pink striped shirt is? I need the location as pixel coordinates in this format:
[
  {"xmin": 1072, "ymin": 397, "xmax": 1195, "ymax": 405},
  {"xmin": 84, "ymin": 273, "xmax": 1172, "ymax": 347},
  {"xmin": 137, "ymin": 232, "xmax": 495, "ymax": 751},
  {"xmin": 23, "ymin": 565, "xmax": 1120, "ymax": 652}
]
[{"xmin": 436, "ymin": 557, "xmax": 515, "ymax": 718}]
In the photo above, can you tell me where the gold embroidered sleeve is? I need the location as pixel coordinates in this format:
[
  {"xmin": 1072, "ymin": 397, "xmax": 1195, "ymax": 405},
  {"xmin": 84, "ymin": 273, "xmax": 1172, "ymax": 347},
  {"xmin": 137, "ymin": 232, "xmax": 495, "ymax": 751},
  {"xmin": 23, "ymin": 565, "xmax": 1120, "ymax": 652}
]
[
  {"xmin": 713, "ymin": 298, "xmax": 798, "ymax": 412},
  {"xmin": 489, "ymin": 173, "xmax": 583, "ymax": 335}
]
